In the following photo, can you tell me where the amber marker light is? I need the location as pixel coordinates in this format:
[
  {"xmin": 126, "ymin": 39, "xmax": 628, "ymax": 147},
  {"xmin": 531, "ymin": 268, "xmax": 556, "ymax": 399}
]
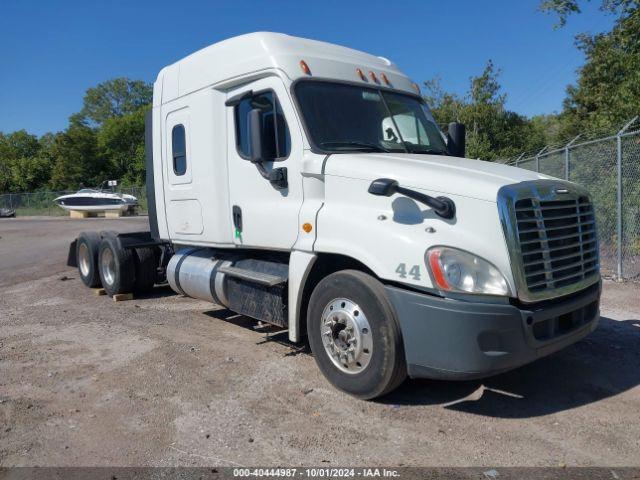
[
  {"xmin": 302, "ymin": 223, "xmax": 313, "ymax": 233},
  {"xmin": 369, "ymin": 71, "xmax": 379, "ymax": 83},
  {"xmin": 356, "ymin": 68, "xmax": 366, "ymax": 81},
  {"xmin": 381, "ymin": 72, "xmax": 391, "ymax": 86},
  {"xmin": 299, "ymin": 60, "xmax": 311, "ymax": 75},
  {"xmin": 427, "ymin": 249, "xmax": 450, "ymax": 290},
  {"xmin": 412, "ymin": 82, "xmax": 421, "ymax": 94}
]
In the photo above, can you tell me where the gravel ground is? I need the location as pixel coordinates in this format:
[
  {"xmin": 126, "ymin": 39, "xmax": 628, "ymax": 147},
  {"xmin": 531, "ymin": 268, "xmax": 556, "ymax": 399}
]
[{"xmin": 0, "ymin": 216, "xmax": 639, "ymax": 467}]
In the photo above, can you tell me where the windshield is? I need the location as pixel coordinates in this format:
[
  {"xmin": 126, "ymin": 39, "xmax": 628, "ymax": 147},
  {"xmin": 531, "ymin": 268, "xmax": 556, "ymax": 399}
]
[{"xmin": 294, "ymin": 81, "xmax": 448, "ymax": 155}]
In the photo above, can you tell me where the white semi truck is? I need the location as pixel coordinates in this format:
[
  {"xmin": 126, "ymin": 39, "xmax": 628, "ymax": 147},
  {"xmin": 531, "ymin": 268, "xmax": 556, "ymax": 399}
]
[{"xmin": 69, "ymin": 33, "xmax": 601, "ymax": 399}]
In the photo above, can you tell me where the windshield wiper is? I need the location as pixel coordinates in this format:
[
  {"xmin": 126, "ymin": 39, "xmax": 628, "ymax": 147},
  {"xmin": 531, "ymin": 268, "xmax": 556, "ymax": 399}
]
[
  {"xmin": 404, "ymin": 145, "xmax": 448, "ymax": 155},
  {"xmin": 319, "ymin": 141, "xmax": 391, "ymax": 153}
]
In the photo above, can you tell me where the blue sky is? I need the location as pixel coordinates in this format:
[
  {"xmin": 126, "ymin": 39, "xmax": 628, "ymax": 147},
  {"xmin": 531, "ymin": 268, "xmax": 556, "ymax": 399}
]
[{"xmin": 0, "ymin": 0, "xmax": 614, "ymax": 136}]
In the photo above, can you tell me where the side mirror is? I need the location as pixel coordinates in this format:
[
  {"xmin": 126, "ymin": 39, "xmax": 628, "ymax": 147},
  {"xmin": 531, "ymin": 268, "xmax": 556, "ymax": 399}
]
[
  {"xmin": 268, "ymin": 167, "xmax": 288, "ymax": 190},
  {"xmin": 447, "ymin": 122, "xmax": 466, "ymax": 158},
  {"xmin": 248, "ymin": 108, "xmax": 264, "ymax": 162},
  {"xmin": 368, "ymin": 178, "xmax": 399, "ymax": 197},
  {"xmin": 368, "ymin": 178, "xmax": 456, "ymax": 219}
]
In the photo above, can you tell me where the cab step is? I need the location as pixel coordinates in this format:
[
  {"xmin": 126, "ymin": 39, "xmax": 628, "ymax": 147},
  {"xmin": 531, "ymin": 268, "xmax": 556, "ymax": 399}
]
[{"xmin": 218, "ymin": 265, "xmax": 286, "ymax": 287}]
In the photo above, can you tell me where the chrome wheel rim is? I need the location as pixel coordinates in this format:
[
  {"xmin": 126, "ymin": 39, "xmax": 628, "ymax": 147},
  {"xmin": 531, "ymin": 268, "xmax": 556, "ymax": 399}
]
[
  {"xmin": 320, "ymin": 298, "xmax": 373, "ymax": 374},
  {"xmin": 78, "ymin": 243, "xmax": 91, "ymax": 277},
  {"xmin": 100, "ymin": 247, "xmax": 115, "ymax": 286}
]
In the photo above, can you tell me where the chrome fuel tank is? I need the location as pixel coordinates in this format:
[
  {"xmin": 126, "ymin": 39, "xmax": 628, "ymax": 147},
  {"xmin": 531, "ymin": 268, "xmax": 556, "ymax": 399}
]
[{"xmin": 166, "ymin": 248, "xmax": 234, "ymax": 307}]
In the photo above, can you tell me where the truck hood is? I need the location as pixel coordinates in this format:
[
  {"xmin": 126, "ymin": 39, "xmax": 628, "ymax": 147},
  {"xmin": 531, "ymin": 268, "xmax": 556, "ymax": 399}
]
[{"xmin": 322, "ymin": 153, "xmax": 550, "ymax": 202}]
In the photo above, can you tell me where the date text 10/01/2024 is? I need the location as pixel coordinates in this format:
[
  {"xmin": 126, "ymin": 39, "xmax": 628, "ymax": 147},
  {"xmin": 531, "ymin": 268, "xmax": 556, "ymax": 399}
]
[{"xmin": 232, "ymin": 468, "xmax": 401, "ymax": 478}]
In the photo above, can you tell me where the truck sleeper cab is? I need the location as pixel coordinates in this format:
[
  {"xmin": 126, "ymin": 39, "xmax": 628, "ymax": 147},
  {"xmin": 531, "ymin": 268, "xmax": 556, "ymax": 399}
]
[{"xmin": 70, "ymin": 33, "xmax": 600, "ymax": 399}]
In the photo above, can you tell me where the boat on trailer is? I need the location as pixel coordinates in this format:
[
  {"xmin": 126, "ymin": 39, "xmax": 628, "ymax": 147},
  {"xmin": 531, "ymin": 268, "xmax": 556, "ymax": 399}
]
[{"xmin": 54, "ymin": 181, "xmax": 138, "ymax": 213}]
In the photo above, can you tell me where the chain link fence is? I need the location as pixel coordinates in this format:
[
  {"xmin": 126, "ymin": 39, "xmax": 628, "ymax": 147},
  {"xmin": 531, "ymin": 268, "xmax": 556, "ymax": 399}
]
[
  {"xmin": 0, "ymin": 186, "xmax": 148, "ymax": 217},
  {"xmin": 500, "ymin": 116, "xmax": 640, "ymax": 281}
]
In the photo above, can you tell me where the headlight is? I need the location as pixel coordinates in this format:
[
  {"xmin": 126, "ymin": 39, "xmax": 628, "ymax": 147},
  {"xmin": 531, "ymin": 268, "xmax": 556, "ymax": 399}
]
[{"xmin": 426, "ymin": 246, "xmax": 511, "ymax": 296}]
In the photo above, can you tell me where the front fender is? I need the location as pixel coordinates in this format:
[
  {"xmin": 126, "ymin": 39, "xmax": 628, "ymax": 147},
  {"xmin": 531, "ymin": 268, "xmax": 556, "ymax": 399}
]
[{"xmin": 314, "ymin": 175, "xmax": 516, "ymax": 294}]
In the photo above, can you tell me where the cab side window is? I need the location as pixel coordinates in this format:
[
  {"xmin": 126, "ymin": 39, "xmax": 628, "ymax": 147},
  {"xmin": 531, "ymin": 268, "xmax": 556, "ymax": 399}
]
[
  {"xmin": 235, "ymin": 91, "xmax": 291, "ymax": 160},
  {"xmin": 172, "ymin": 124, "xmax": 187, "ymax": 175}
]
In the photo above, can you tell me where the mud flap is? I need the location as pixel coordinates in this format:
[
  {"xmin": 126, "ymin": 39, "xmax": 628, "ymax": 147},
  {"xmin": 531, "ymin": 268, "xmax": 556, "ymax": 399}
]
[{"xmin": 67, "ymin": 239, "xmax": 78, "ymax": 267}]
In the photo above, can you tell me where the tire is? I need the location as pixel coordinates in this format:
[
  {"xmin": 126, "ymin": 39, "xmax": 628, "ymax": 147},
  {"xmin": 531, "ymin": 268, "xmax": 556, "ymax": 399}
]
[
  {"xmin": 76, "ymin": 232, "xmax": 102, "ymax": 288},
  {"xmin": 134, "ymin": 247, "xmax": 156, "ymax": 293},
  {"xmin": 307, "ymin": 270, "xmax": 407, "ymax": 400},
  {"xmin": 98, "ymin": 236, "xmax": 135, "ymax": 296}
]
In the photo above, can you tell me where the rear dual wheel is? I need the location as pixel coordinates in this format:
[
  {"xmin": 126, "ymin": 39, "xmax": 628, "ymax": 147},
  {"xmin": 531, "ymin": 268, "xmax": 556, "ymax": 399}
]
[
  {"xmin": 307, "ymin": 270, "xmax": 407, "ymax": 400},
  {"xmin": 76, "ymin": 232, "xmax": 157, "ymax": 296},
  {"xmin": 76, "ymin": 232, "xmax": 101, "ymax": 288},
  {"xmin": 98, "ymin": 235, "xmax": 135, "ymax": 296}
]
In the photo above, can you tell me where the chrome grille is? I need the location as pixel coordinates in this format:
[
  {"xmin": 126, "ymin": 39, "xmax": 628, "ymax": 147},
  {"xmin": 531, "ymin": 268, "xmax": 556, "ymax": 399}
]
[
  {"xmin": 515, "ymin": 197, "xmax": 599, "ymax": 292},
  {"xmin": 498, "ymin": 180, "xmax": 601, "ymax": 302}
]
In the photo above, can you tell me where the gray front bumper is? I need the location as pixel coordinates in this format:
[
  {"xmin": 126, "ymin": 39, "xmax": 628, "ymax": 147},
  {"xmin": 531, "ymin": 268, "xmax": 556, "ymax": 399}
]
[{"xmin": 385, "ymin": 282, "xmax": 600, "ymax": 380}]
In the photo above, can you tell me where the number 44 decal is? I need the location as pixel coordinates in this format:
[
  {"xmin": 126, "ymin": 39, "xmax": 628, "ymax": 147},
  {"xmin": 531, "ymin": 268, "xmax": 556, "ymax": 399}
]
[{"xmin": 395, "ymin": 263, "xmax": 421, "ymax": 280}]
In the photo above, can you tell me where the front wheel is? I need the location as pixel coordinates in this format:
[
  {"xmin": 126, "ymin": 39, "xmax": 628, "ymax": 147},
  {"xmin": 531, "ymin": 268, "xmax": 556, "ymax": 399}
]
[{"xmin": 307, "ymin": 270, "xmax": 407, "ymax": 399}]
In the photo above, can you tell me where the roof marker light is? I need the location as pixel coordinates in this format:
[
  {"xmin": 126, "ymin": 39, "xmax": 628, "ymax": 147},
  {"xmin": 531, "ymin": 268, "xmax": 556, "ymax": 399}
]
[
  {"xmin": 356, "ymin": 68, "xmax": 367, "ymax": 81},
  {"xmin": 412, "ymin": 82, "xmax": 421, "ymax": 94},
  {"xmin": 369, "ymin": 71, "xmax": 379, "ymax": 83},
  {"xmin": 381, "ymin": 73, "xmax": 391, "ymax": 86},
  {"xmin": 299, "ymin": 60, "xmax": 311, "ymax": 75}
]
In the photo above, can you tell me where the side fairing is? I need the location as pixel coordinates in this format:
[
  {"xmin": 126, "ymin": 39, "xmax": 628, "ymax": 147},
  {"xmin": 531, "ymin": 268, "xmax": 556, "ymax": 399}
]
[{"xmin": 314, "ymin": 174, "xmax": 516, "ymax": 294}]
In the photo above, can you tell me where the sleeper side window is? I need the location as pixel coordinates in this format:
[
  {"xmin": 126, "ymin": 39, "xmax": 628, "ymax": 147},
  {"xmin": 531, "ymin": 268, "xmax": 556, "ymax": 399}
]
[
  {"xmin": 234, "ymin": 91, "xmax": 291, "ymax": 160},
  {"xmin": 172, "ymin": 124, "xmax": 187, "ymax": 175}
]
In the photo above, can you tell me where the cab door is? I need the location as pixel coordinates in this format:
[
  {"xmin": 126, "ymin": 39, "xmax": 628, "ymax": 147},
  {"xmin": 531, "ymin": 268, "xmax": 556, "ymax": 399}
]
[
  {"xmin": 226, "ymin": 77, "xmax": 304, "ymax": 249},
  {"xmin": 162, "ymin": 106, "xmax": 205, "ymax": 238}
]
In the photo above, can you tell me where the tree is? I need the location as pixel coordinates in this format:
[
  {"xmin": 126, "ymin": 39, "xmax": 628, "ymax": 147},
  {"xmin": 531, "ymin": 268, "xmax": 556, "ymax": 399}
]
[
  {"xmin": 424, "ymin": 61, "xmax": 548, "ymax": 160},
  {"xmin": 0, "ymin": 149, "xmax": 10, "ymax": 193},
  {"xmin": 97, "ymin": 106, "xmax": 148, "ymax": 185},
  {"xmin": 49, "ymin": 124, "xmax": 103, "ymax": 190},
  {"xmin": 422, "ymin": 77, "xmax": 464, "ymax": 125},
  {"xmin": 539, "ymin": 0, "xmax": 639, "ymax": 26},
  {"xmin": 561, "ymin": 10, "xmax": 640, "ymax": 136},
  {"xmin": 529, "ymin": 114, "xmax": 563, "ymax": 143},
  {"xmin": 8, "ymin": 155, "xmax": 53, "ymax": 192},
  {"xmin": 540, "ymin": 0, "xmax": 640, "ymax": 137},
  {"xmin": 0, "ymin": 77, "xmax": 152, "ymax": 194},
  {"xmin": 73, "ymin": 78, "xmax": 152, "ymax": 127},
  {"xmin": 0, "ymin": 130, "xmax": 40, "ymax": 160},
  {"xmin": 0, "ymin": 130, "xmax": 44, "ymax": 192}
]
